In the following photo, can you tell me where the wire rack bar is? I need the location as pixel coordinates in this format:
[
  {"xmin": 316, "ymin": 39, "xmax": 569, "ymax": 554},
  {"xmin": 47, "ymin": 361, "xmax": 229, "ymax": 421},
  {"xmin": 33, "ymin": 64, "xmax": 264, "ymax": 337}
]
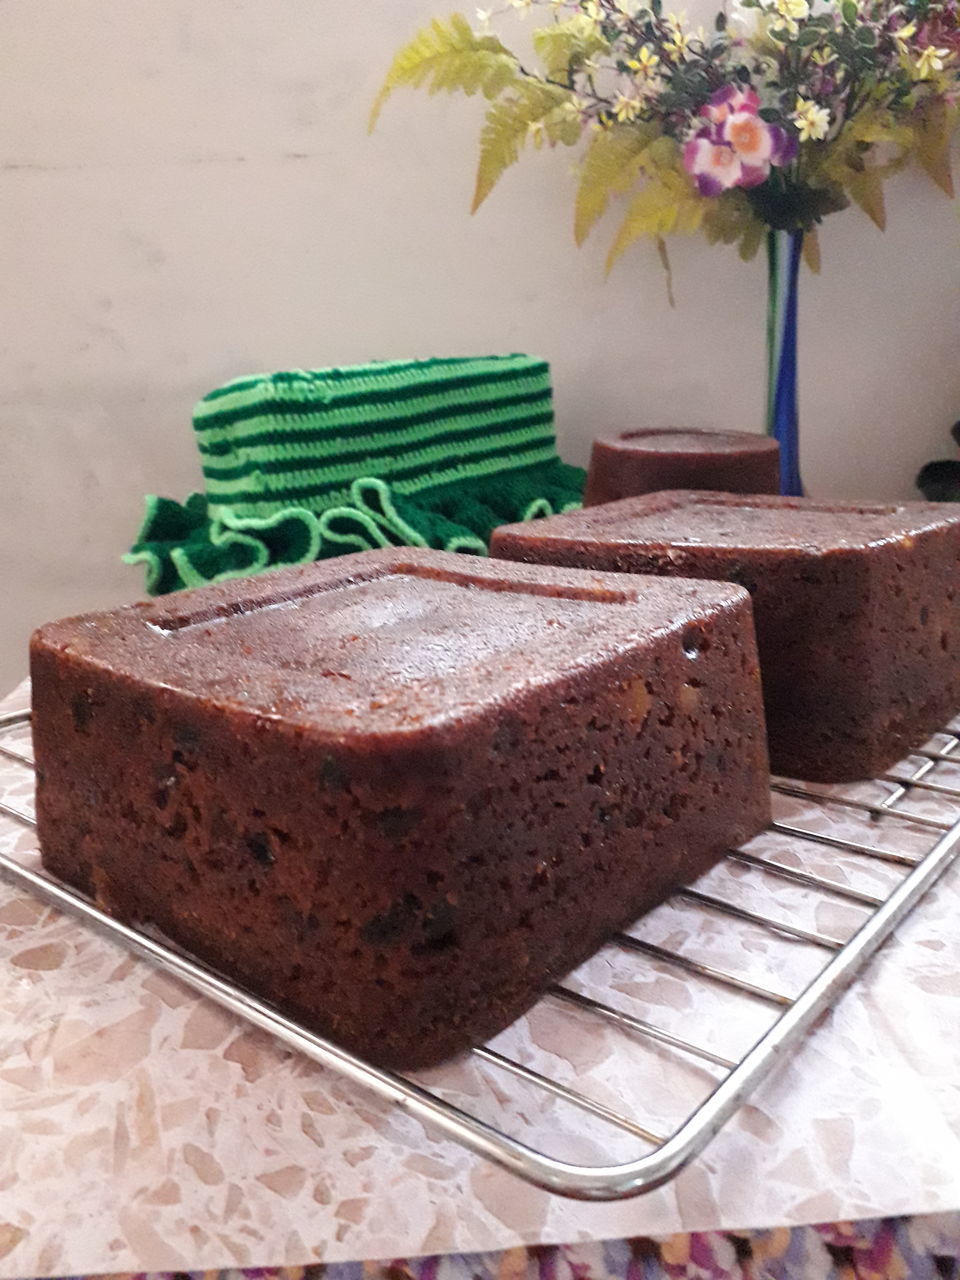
[
  {"xmin": 723, "ymin": 850, "xmax": 885, "ymax": 908},
  {"xmin": 675, "ymin": 887, "xmax": 845, "ymax": 950},
  {"xmin": 767, "ymin": 820, "xmax": 919, "ymax": 866},
  {"xmin": 912, "ymin": 746, "xmax": 960, "ymax": 765},
  {"xmin": 1, "ymin": 707, "xmax": 959, "ymax": 1201},
  {"xmin": 771, "ymin": 782, "xmax": 953, "ymax": 833},
  {"xmin": 880, "ymin": 737, "xmax": 960, "ymax": 810},
  {"xmin": 548, "ymin": 986, "xmax": 735, "ymax": 1070},
  {"xmin": 0, "ymin": 742, "xmax": 33, "ymax": 767},
  {"xmin": 472, "ymin": 1047, "xmax": 666, "ymax": 1145},
  {"xmin": 611, "ymin": 934, "xmax": 792, "ymax": 1006},
  {"xmin": 881, "ymin": 773, "xmax": 960, "ymax": 801},
  {"xmin": 0, "ymin": 797, "xmax": 33, "ymax": 826}
]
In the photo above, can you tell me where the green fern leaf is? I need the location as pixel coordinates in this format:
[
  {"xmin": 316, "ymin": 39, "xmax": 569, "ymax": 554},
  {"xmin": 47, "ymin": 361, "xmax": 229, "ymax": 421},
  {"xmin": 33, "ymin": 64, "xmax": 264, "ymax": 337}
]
[
  {"xmin": 738, "ymin": 218, "xmax": 765, "ymax": 262},
  {"xmin": 702, "ymin": 188, "xmax": 766, "ymax": 261},
  {"xmin": 605, "ymin": 148, "xmax": 705, "ymax": 273},
  {"xmin": 846, "ymin": 168, "xmax": 887, "ymax": 229},
  {"xmin": 802, "ymin": 227, "xmax": 821, "ymax": 274},
  {"xmin": 575, "ymin": 123, "xmax": 660, "ymax": 245},
  {"xmin": 913, "ymin": 100, "xmax": 956, "ymax": 197},
  {"xmin": 533, "ymin": 15, "xmax": 610, "ymax": 80},
  {"xmin": 370, "ymin": 14, "xmax": 518, "ymax": 131},
  {"xmin": 473, "ymin": 82, "xmax": 579, "ymax": 211}
]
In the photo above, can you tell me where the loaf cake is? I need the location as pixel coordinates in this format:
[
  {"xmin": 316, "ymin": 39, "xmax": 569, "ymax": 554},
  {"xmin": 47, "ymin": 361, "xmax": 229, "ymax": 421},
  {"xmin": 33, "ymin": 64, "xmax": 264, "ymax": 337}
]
[
  {"xmin": 585, "ymin": 429, "xmax": 780, "ymax": 506},
  {"xmin": 31, "ymin": 548, "xmax": 770, "ymax": 1070},
  {"xmin": 492, "ymin": 492, "xmax": 960, "ymax": 782}
]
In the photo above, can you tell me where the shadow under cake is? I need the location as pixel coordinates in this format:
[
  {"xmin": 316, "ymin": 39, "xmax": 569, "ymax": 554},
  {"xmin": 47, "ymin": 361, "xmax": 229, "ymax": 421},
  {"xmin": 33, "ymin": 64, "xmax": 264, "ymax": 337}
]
[
  {"xmin": 491, "ymin": 491, "xmax": 960, "ymax": 783},
  {"xmin": 30, "ymin": 547, "xmax": 770, "ymax": 1070}
]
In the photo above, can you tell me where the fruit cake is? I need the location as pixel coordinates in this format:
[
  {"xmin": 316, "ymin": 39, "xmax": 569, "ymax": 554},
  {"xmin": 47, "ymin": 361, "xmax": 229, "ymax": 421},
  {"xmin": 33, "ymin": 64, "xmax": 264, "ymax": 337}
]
[
  {"xmin": 584, "ymin": 429, "xmax": 780, "ymax": 505},
  {"xmin": 31, "ymin": 547, "xmax": 770, "ymax": 1069},
  {"xmin": 492, "ymin": 491, "xmax": 960, "ymax": 781}
]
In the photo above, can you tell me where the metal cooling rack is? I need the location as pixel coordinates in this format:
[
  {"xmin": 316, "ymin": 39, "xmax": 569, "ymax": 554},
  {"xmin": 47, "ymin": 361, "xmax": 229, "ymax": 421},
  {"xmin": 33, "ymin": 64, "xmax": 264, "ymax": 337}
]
[{"xmin": 1, "ymin": 704, "xmax": 959, "ymax": 1201}]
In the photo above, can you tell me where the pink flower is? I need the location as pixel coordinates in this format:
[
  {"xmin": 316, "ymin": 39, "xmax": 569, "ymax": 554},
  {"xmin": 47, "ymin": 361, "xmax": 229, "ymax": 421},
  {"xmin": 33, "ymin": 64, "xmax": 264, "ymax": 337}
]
[
  {"xmin": 699, "ymin": 83, "xmax": 761, "ymax": 124},
  {"xmin": 684, "ymin": 135, "xmax": 745, "ymax": 193},
  {"xmin": 722, "ymin": 110, "xmax": 773, "ymax": 164},
  {"xmin": 684, "ymin": 85, "xmax": 798, "ymax": 194}
]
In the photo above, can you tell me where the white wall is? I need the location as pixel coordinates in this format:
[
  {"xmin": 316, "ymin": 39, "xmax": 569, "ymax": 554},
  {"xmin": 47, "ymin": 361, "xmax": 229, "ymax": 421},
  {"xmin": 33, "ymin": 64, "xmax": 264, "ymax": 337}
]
[{"xmin": 2, "ymin": 0, "xmax": 959, "ymax": 693}]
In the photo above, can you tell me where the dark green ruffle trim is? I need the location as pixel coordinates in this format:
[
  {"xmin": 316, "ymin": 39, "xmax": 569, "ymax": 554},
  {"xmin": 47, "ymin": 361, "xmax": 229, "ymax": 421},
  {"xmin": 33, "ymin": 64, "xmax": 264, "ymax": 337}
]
[{"xmin": 124, "ymin": 460, "xmax": 586, "ymax": 595}]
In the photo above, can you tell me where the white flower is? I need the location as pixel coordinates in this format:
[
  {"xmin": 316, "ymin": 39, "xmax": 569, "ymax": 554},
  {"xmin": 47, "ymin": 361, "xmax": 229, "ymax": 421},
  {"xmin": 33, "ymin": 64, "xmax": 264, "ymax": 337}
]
[
  {"xmin": 777, "ymin": 0, "xmax": 810, "ymax": 20},
  {"xmin": 475, "ymin": 6, "xmax": 493, "ymax": 28},
  {"xmin": 613, "ymin": 91, "xmax": 643, "ymax": 120},
  {"xmin": 728, "ymin": 0, "xmax": 760, "ymax": 34},
  {"xmin": 914, "ymin": 45, "xmax": 951, "ymax": 78},
  {"xmin": 793, "ymin": 96, "xmax": 831, "ymax": 140}
]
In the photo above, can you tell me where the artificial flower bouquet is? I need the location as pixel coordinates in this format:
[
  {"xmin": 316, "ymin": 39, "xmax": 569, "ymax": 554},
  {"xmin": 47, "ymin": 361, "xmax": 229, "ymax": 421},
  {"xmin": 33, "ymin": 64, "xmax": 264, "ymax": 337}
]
[{"xmin": 373, "ymin": 0, "xmax": 959, "ymax": 272}]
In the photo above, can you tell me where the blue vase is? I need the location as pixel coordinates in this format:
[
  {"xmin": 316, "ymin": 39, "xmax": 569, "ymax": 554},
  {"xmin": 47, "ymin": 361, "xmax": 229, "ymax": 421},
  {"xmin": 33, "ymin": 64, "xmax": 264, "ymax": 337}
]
[{"xmin": 766, "ymin": 229, "xmax": 804, "ymax": 496}]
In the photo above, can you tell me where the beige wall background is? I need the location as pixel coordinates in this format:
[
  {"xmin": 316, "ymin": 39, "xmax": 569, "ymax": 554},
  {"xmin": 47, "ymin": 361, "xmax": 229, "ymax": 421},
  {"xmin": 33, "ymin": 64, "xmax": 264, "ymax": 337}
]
[{"xmin": 2, "ymin": 0, "xmax": 959, "ymax": 693}]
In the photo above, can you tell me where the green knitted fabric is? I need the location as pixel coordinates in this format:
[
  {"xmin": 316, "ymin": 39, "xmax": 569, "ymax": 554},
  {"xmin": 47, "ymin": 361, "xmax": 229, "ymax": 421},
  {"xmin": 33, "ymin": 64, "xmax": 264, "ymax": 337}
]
[
  {"xmin": 194, "ymin": 355, "xmax": 558, "ymax": 518},
  {"xmin": 125, "ymin": 355, "xmax": 586, "ymax": 595}
]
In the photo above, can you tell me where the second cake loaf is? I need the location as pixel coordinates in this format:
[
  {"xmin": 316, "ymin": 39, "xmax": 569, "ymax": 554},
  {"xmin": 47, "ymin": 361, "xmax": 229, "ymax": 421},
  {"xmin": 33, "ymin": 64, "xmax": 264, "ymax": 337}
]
[
  {"xmin": 31, "ymin": 548, "xmax": 770, "ymax": 1069},
  {"xmin": 492, "ymin": 492, "xmax": 960, "ymax": 781}
]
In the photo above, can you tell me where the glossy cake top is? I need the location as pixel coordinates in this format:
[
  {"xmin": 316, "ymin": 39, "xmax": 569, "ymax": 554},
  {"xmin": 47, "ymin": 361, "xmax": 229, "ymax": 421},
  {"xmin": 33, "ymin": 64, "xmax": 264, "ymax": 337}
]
[
  {"xmin": 601, "ymin": 430, "xmax": 779, "ymax": 456},
  {"xmin": 494, "ymin": 492, "xmax": 960, "ymax": 555},
  {"xmin": 34, "ymin": 548, "xmax": 748, "ymax": 737}
]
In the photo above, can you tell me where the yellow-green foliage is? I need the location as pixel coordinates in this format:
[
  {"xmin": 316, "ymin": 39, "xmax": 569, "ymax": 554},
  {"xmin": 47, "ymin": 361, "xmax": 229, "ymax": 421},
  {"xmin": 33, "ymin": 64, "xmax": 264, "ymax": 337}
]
[
  {"xmin": 811, "ymin": 105, "xmax": 914, "ymax": 230},
  {"xmin": 701, "ymin": 189, "xmax": 766, "ymax": 263},
  {"xmin": 836, "ymin": 99, "xmax": 959, "ymax": 222},
  {"xmin": 532, "ymin": 15, "xmax": 610, "ymax": 80},
  {"xmin": 373, "ymin": 6, "xmax": 959, "ymax": 279},
  {"xmin": 604, "ymin": 138, "xmax": 707, "ymax": 272},
  {"xmin": 370, "ymin": 14, "xmax": 518, "ymax": 131},
  {"xmin": 912, "ymin": 99, "xmax": 957, "ymax": 197},
  {"xmin": 473, "ymin": 82, "xmax": 580, "ymax": 211},
  {"xmin": 574, "ymin": 123, "xmax": 661, "ymax": 245}
]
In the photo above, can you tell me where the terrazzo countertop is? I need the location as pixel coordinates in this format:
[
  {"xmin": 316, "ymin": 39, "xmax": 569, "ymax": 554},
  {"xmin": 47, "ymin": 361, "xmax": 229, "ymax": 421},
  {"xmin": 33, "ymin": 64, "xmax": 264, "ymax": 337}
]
[{"xmin": 1, "ymin": 676, "xmax": 959, "ymax": 1278}]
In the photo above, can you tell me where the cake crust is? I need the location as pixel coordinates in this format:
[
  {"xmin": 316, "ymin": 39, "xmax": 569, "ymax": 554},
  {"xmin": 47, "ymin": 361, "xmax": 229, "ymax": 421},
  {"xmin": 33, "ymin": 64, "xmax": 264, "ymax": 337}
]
[
  {"xmin": 32, "ymin": 548, "xmax": 770, "ymax": 1069},
  {"xmin": 585, "ymin": 429, "xmax": 780, "ymax": 505},
  {"xmin": 492, "ymin": 492, "xmax": 960, "ymax": 782}
]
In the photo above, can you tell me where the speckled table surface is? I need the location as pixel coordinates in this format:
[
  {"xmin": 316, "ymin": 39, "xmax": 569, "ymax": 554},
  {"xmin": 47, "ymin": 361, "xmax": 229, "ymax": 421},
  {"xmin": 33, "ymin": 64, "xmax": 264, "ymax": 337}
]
[{"xmin": 1, "ymin": 676, "xmax": 959, "ymax": 1279}]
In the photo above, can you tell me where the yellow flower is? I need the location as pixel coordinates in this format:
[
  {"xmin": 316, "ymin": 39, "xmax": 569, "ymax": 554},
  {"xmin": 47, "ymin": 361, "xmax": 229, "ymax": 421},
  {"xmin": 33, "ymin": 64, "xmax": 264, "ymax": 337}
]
[
  {"xmin": 793, "ymin": 96, "xmax": 831, "ymax": 141},
  {"xmin": 914, "ymin": 45, "xmax": 951, "ymax": 78},
  {"xmin": 810, "ymin": 46, "xmax": 834, "ymax": 66},
  {"xmin": 528, "ymin": 120, "xmax": 547, "ymax": 147},
  {"xmin": 627, "ymin": 44, "xmax": 661, "ymax": 75},
  {"xmin": 664, "ymin": 28, "xmax": 692, "ymax": 57},
  {"xmin": 582, "ymin": 0, "xmax": 603, "ymax": 18},
  {"xmin": 613, "ymin": 92, "xmax": 643, "ymax": 120},
  {"xmin": 894, "ymin": 19, "xmax": 917, "ymax": 42},
  {"xmin": 777, "ymin": 0, "xmax": 810, "ymax": 19}
]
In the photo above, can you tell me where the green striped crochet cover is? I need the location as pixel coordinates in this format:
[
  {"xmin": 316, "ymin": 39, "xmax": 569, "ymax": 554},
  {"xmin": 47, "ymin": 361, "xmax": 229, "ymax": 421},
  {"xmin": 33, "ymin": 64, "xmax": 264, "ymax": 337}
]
[
  {"xmin": 195, "ymin": 355, "xmax": 559, "ymax": 518},
  {"xmin": 126, "ymin": 355, "xmax": 586, "ymax": 595}
]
